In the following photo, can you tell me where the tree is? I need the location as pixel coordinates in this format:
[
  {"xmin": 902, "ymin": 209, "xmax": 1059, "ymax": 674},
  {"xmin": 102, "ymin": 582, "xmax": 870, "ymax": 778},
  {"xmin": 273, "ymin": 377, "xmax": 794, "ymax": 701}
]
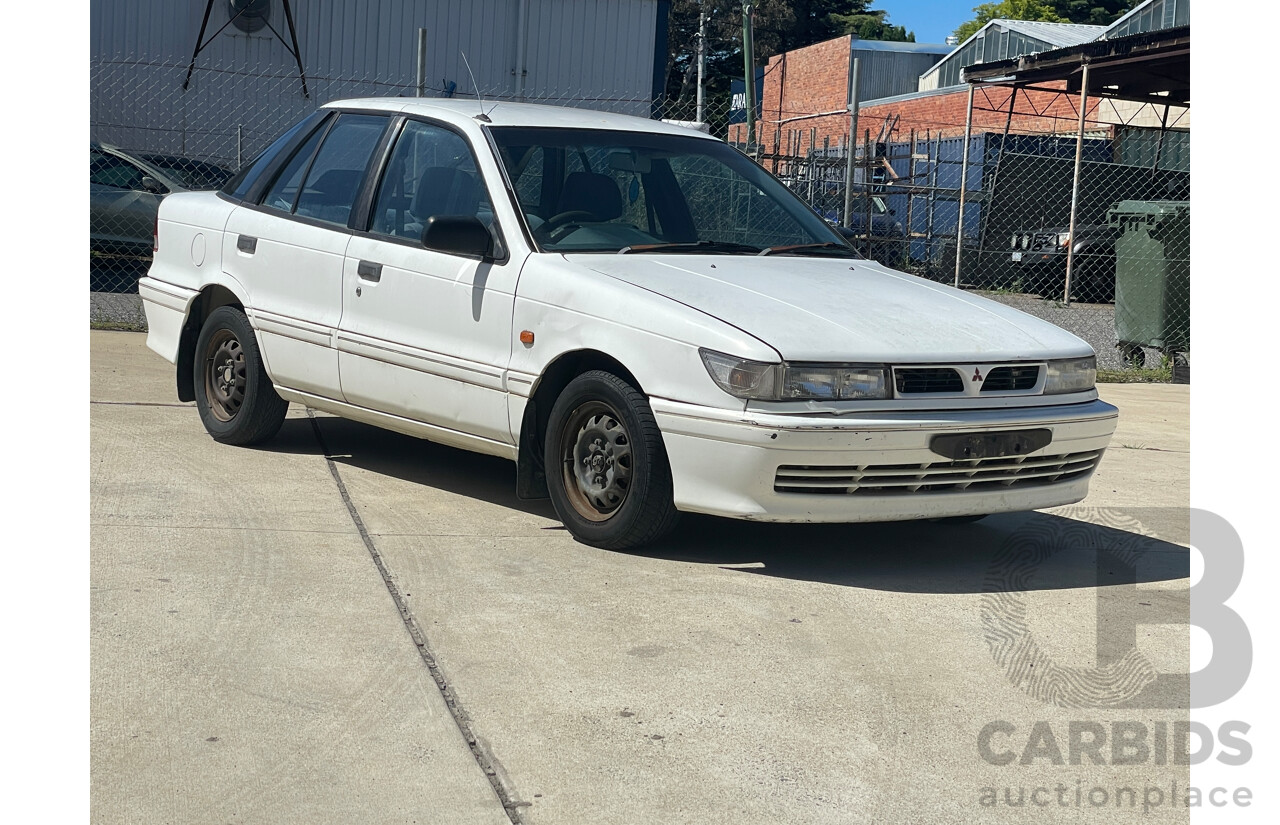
[
  {"xmin": 661, "ymin": 2, "xmax": 913, "ymax": 113},
  {"xmin": 1047, "ymin": 1, "xmax": 1138, "ymax": 26},
  {"xmin": 832, "ymin": 9, "xmax": 915, "ymax": 42}
]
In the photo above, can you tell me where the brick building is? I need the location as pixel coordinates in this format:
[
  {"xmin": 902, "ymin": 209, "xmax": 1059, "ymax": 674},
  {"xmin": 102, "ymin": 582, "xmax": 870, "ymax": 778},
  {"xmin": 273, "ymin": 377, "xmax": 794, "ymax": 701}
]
[
  {"xmin": 728, "ymin": 35, "xmax": 949, "ymax": 155},
  {"xmin": 729, "ymin": 0, "xmax": 1189, "ymax": 158}
]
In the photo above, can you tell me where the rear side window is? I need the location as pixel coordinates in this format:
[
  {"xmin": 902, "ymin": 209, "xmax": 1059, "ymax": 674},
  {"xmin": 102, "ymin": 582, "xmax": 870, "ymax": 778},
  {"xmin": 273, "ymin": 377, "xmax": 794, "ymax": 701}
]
[
  {"xmin": 293, "ymin": 114, "xmax": 389, "ymax": 227},
  {"xmin": 222, "ymin": 111, "xmax": 326, "ymax": 202}
]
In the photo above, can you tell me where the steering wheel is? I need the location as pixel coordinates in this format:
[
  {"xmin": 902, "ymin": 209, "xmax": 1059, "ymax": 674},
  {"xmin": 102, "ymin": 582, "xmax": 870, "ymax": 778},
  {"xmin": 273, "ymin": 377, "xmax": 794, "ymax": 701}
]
[{"xmin": 534, "ymin": 210, "xmax": 596, "ymax": 241}]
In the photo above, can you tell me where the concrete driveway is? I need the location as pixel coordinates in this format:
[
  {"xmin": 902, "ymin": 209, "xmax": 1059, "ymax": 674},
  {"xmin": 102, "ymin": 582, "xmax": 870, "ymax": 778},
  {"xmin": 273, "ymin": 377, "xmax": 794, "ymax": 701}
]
[{"xmin": 92, "ymin": 330, "xmax": 1191, "ymax": 824}]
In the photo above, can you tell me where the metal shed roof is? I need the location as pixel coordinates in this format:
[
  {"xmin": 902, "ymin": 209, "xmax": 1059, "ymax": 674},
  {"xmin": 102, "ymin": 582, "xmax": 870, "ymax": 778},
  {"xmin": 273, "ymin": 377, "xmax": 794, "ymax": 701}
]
[
  {"xmin": 849, "ymin": 39, "xmax": 953, "ymax": 55},
  {"xmin": 1105, "ymin": 0, "xmax": 1190, "ymax": 39},
  {"xmin": 993, "ymin": 20, "xmax": 1106, "ymax": 48}
]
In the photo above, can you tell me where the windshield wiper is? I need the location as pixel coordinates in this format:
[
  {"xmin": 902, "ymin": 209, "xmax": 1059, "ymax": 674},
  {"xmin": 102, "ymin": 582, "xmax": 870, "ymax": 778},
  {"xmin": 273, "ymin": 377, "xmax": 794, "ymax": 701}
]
[
  {"xmin": 758, "ymin": 242, "xmax": 858, "ymax": 257},
  {"xmin": 618, "ymin": 240, "xmax": 763, "ymax": 255}
]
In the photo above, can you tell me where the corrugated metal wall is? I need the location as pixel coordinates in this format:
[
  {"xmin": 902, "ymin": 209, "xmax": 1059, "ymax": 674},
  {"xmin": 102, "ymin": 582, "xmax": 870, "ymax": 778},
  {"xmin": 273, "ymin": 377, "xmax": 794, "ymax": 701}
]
[
  {"xmin": 851, "ymin": 47, "xmax": 946, "ymax": 102},
  {"xmin": 91, "ymin": 0, "xmax": 659, "ymax": 164}
]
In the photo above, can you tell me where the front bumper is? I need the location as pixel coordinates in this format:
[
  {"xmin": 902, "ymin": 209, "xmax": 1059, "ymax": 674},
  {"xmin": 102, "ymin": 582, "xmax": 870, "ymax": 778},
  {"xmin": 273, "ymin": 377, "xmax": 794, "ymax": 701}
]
[{"xmin": 652, "ymin": 398, "xmax": 1118, "ymax": 522}]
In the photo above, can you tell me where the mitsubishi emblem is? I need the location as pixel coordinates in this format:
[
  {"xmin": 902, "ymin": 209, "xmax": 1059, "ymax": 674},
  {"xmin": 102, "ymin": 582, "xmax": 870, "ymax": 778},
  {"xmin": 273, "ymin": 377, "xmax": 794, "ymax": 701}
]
[{"xmin": 972, "ymin": 367, "xmax": 983, "ymax": 383}]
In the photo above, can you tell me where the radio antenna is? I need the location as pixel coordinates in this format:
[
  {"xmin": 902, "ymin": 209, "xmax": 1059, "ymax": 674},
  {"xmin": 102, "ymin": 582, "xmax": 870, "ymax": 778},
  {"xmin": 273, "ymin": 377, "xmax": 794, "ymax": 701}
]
[{"xmin": 460, "ymin": 52, "xmax": 492, "ymax": 122}]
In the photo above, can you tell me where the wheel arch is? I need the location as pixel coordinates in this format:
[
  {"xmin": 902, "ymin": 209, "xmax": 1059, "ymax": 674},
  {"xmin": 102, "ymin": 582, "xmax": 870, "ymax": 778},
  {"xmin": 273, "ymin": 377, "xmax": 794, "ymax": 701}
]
[
  {"xmin": 515, "ymin": 349, "xmax": 645, "ymax": 500},
  {"xmin": 176, "ymin": 284, "xmax": 246, "ymax": 403}
]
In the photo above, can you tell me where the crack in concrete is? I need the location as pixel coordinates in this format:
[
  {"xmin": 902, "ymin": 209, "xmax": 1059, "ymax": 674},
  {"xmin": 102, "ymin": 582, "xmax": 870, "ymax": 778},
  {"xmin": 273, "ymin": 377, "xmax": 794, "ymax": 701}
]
[{"xmin": 304, "ymin": 408, "xmax": 525, "ymax": 824}]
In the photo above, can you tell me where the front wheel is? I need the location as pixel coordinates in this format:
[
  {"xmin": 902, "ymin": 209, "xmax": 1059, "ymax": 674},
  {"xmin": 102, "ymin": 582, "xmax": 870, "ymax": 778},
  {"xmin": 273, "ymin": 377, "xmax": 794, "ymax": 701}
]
[
  {"xmin": 544, "ymin": 371, "xmax": 679, "ymax": 549},
  {"xmin": 193, "ymin": 305, "xmax": 288, "ymax": 445}
]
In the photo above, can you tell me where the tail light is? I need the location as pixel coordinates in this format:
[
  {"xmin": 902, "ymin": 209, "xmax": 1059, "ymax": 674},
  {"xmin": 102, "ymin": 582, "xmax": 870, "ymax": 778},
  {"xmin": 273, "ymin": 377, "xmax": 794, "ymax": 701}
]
[{"xmin": 152, "ymin": 215, "xmax": 159, "ymax": 254}]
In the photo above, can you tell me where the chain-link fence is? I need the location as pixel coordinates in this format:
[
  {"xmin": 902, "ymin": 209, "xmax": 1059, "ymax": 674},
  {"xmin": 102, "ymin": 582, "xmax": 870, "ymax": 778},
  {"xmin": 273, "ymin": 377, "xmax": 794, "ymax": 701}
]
[{"xmin": 91, "ymin": 50, "xmax": 1189, "ymax": 379}]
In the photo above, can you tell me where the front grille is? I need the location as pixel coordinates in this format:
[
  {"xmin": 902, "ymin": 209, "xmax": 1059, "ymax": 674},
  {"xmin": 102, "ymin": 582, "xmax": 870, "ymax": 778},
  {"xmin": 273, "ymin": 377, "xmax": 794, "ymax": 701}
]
[
  {"xmin": 981, "ymin": 365, "xmax": 1040, "ymax": 392},
  {"xmin": 774, "ymin": 450, "xmax": 1102, "ymax": 496},
  {"xmin": 895, "ymin": 367, "xmax": 963, "ymax": 394}
]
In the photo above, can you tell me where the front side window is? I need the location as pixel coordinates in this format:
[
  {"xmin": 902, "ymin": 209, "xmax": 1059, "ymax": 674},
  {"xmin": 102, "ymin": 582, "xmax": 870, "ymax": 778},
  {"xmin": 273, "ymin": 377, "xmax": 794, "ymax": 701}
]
[
  {"xmin": 369, "ymin": 119, "xmax": 494, "ymax": 241},
  {"xmin": 490, "ymin": 127, "xmax": 849, "ymax": 255}
]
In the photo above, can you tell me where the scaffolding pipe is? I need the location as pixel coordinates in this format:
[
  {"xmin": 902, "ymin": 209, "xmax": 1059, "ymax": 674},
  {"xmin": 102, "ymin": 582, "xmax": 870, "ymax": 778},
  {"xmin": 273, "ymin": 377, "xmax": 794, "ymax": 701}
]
[
  {"xmin": 696, "ymin": 3, "xmax": 706, "ymax": 124},
  {"xmin": 954, "ymin": 84, "xmax": 975, "ymax": 289},
  {"xmin": 1064, "ymin": 61, "xmax": 1091, "ymax": 305},
  {"xmin": 843, "ymin": 56, "xmax": 861, "ymax": 228}
]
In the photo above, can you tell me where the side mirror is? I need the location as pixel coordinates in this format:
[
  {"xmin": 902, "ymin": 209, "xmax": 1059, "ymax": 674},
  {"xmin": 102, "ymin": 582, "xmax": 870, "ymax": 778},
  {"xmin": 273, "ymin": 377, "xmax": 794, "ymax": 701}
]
[
  {"xmin": 422, "ymin": 215, "xmax": 493, "ymax": 260},
  {"xmin": 140, "ymin": 176, "xmax": 166, "ymax": 195}
]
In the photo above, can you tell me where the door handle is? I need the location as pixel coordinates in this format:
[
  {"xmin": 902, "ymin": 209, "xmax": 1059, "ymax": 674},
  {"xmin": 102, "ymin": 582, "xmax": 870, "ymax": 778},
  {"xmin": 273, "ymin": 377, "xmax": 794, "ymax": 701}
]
[
  {"xmin": 236, "ymin": 234, "xmax": 257, "ymax": 254},
  {"xmin": 357, "ymin": 260, "xmax": 382, "ymax": 282}
]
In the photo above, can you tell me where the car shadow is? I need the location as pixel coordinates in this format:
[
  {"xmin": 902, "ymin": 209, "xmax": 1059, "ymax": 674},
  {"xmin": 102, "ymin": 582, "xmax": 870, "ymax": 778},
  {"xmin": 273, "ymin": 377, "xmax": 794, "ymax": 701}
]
[
  {"xmin": 263, "ymin": 415, "xmax": 1189, "ymax": 595},
  {"xmin": 266, "ymin": 414, "xmax": 557, "ymax": 520}
]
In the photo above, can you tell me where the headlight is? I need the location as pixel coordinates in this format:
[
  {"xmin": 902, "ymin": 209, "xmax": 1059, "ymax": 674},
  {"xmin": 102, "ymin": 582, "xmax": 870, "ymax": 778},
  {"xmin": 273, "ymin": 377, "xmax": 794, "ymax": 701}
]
[
  {"xmin": 1056, "ymin": 232, "xmax": 1072, "ymax": 248},
  {"xmin": 1044, "ymin": 356, "xmax": 1096, "ymax": 394},
  {"xmin": 700, "ymin": 350, "xmax": 890, "ymax": 400}
]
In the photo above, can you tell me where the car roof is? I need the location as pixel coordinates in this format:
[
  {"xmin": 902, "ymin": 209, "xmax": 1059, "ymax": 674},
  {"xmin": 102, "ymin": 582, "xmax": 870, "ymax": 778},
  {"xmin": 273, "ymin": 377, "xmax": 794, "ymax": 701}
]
[{"xmin": 322, "ymin": 98, "xmax": 720, "ymax": 140}]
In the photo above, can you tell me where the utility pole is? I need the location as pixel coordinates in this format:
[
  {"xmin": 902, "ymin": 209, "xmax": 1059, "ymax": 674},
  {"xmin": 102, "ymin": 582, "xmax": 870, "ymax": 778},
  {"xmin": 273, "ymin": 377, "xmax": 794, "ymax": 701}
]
[
  {"xmin": 696, "ymin": 1, "xmax": 707, "ymax": 125},
  {"xmin": 742, "ymin": 3, "xmax": 757, "ymax": 152}
]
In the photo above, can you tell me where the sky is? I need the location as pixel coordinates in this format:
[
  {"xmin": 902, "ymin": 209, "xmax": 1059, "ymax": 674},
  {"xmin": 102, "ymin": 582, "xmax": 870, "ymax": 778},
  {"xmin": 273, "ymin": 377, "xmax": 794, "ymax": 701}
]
[{"xmin": 872, "ymin": 0, "xmax": 979, "ymax": 46}]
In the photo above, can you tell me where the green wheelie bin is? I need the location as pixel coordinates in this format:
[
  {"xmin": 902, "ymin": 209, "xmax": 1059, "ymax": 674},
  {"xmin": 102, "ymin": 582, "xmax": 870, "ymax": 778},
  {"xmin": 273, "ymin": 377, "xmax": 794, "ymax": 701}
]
[{"xmin": 1107, "ymin": 200, "xmax": 1190, "ymax": 367}]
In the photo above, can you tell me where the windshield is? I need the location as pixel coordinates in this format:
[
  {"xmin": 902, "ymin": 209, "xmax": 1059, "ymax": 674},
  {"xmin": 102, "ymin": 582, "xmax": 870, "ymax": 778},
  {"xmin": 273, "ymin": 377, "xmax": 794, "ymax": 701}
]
[{"xmin": 489, "ymin": 126, "xmax": 852, "ymax": 255}]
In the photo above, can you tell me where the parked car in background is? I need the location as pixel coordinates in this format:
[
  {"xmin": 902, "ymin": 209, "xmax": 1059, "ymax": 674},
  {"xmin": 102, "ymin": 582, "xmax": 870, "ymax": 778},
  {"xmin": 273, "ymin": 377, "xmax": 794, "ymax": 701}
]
[
  {"xmin": 1011, "ymin": 222, "xmax": 1118, "ymax": 303},
  {"xmin": 139, "ymin": 154, "xmax": 235, "ymax": 191},
  {"xmin": 90, "ymin": 143, "xmax": 186, "ymax": 257},
  {"xmin": 139, "ymin": 99, "xmax": 1117, "ymax": 549}
]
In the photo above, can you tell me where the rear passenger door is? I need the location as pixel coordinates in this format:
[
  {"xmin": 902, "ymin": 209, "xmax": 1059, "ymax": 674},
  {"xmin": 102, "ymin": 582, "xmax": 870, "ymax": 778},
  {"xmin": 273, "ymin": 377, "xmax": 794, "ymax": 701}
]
[
  {"xmin": 337, "ymin": 118, "xmax": 520, "ymax": 449},
  {"xmin": 224, "ymin": 112, "xmax": 390, "ymax": 400}
]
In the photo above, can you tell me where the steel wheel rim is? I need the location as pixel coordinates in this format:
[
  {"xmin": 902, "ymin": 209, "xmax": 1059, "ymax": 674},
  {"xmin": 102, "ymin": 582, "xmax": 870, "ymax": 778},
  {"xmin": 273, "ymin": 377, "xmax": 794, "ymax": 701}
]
[
  {"xmin": 560, "ymin": 401, "xmax": 633, "ymax": 522},
  {"xmin": 203, "ymin": 329, "xmax": 247, "ymax": 422}
]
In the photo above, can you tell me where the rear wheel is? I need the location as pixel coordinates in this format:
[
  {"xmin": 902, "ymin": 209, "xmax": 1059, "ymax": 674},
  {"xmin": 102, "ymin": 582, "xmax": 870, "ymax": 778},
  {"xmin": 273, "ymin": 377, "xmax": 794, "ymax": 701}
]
[
  {"xmin": 544, "ymin": 371, "xmax": 679, "ymax": 549},
  {"xmin": 193, "ymin": 306, "xmax": 288, "ymax": 445}
]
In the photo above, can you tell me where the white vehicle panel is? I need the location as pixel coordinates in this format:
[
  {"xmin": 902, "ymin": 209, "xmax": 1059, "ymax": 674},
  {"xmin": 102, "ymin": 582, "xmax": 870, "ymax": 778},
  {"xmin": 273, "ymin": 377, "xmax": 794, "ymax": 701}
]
[
  {"xmin": 337, "ymin": 236, "xmax": 523, "ymax": 445},
  {"xmin": 574, "ymin": 254, "xmax": 1093, "ymax": 363}
]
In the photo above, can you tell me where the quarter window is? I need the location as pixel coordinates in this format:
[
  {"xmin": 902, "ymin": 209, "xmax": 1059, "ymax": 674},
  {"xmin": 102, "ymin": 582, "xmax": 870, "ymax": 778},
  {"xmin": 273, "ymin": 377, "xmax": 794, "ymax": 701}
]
[{"xmin": 261, "ymin": 126, "xmax": 326, "ymax": 214}]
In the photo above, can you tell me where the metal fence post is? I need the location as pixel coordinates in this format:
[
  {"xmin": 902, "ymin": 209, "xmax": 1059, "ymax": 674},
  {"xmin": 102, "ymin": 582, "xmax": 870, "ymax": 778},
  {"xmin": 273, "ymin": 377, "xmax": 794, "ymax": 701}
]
[
  {"xmin": 416, "ymin": 28, "xmax": 428, "ymax": 97},
  {"xmin": 1064, "ymin": 61, "xmax": 1091, "ymax": 305},
  {"xmin": 955, "ymin": 83, "xmax": 975, "ymax": 289}
]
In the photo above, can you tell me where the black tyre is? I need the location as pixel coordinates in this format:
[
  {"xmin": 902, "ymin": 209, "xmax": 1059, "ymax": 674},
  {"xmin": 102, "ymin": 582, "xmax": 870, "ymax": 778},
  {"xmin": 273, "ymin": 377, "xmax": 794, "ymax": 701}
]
[
  {"xmin": 544, "ymin": 370, "xmax": 679, "ymax": 549},
  {"xmin": 193, "ymin": 306, "xmax": 288, "ymax": 445}
]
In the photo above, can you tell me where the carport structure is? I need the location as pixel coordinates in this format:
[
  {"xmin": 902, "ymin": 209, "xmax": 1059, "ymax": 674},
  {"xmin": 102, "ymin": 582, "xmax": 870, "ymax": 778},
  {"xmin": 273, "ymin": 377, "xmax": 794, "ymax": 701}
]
[{"xmin": 953, "ymin": 24, "xmax": 1191, "ymax": 304}]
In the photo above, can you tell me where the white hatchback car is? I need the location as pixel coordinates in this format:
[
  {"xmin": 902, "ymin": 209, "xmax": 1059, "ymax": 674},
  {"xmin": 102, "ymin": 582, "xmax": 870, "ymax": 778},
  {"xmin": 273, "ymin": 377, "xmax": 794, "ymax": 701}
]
[{"xmin": 140, "ymin": 98, "xmax": 1117, "ymax": 549}]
